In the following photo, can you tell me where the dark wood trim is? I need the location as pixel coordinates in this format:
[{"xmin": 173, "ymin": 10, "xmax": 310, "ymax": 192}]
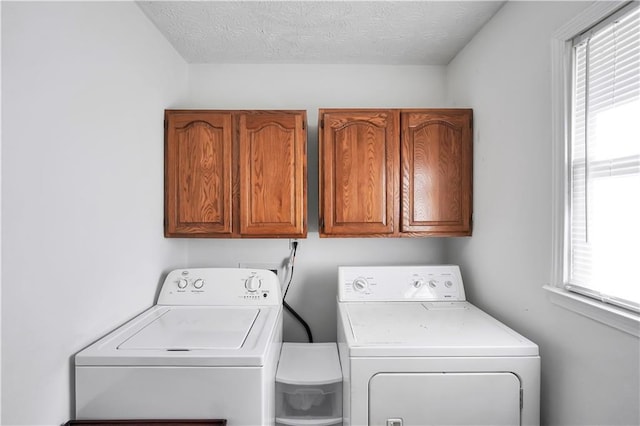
[{"xmin": 66, "ymin": 420, "xmax": 226, "ymax": 426}]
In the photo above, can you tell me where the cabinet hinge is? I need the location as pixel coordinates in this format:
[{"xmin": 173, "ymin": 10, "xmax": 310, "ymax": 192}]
[
  {"xmin": 302, "ymin": 121, "xmax": 306, "ymax": 130},
  {"xmin": 164, "ymin": 119, "xmax": 167, "ymax": 130},
  {"xmin": 320, "ymin": 119, "xmax": 324, "ymax": 129}
]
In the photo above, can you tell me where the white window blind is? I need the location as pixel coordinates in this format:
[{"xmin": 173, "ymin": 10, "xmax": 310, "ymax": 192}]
[{"xmin": 569, "ymin": 2, "xmax": 640, "ymax": 313}]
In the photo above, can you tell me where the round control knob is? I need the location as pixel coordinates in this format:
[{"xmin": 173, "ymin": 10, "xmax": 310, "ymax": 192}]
[
  {"xmin": 412, "ymin": 278, "xmax": 425, "ymax": 289},
  {"xmin": 193, "ymin": 278, "xmax": 204, "ymax": 289},
  {"xmin": 445, "ymin": 280, "xmax": 453, "ymax": 288},
  {"xmin": 177, "ymin": 278, "xmax": 188, "ymax": 289},
  {"xmin": 352, "ymin": 277, "xmax": 369, "ymax": 292},
  {"xmin": 245, "ymin": 276, "xmax": 262, "ymax": 292},
  {"xmin": 428, "ymin": 280, "xmax": 437, "ymax": 288}
]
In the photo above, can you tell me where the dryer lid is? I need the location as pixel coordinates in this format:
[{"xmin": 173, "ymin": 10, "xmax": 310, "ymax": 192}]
[
  {"xmin": 342, "ymin": 302, "xmax": 539, "ymax": 357},
  {"xmin": 118, "ymin": 308, "xmax": 259, "ymax": 350}
]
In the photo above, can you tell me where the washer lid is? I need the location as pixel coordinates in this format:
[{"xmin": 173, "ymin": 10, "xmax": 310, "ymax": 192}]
[
  {"xmin": 342, "ymin": 302, "xmax": 539, "ymax": 357},
  {"xmin": 75, "ymin": 305, "xmax": 282, "ymax": 367},
  {"xmin": 118, "ymin": 308, "xmax": 259, "ymax": 350}
]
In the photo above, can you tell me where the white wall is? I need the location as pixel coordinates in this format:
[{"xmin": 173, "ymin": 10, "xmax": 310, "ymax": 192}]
[
  {"xmin": 185, "ymin": 65, "xmax": 449, "ymax": 341},
  {"xmin": 446, "ymin": 2, "xmax": 640, "ymax": 425},
  {"xmin": 1, "ymin": 2, "xmax": 188, "ymax": 424}
]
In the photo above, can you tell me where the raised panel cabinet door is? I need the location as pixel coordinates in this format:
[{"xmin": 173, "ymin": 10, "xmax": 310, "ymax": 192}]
[
  {"xmin": 320, "ymin": 110, "xmax": 399, "ymax": 236},
  {"xmin": 165, "ymin": 111, "xmax": 233, "ymax": 236},
  {"xmin": 401, "ymin": 109, "xmax": 473, "ymax": 235},
  {"xmin": 238, "ymin": 111, "xmax": 307, "ymax": 237}
]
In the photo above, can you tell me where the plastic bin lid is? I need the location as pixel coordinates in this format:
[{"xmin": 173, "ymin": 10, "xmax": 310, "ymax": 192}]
[
  {"xmin": 277, "ymin": 417, "xmax": 342, "ymax": 426},
  {"xmin": 277, "ymin": 343, "xmax": 342, "ymax": 385}
]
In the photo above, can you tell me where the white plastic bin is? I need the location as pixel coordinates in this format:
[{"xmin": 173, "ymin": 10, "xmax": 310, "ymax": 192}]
[{"xmin": 276, "ymin": 343, "xmax": 342, "ymax": 426}]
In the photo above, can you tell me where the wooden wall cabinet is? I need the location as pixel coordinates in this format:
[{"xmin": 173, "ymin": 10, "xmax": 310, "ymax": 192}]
[
  {"xmin": 165, "ymin": 110, "xmax": 307, "ymax": 238},
  {"xmin": 319, "ymin": 108, "xmax": 472, "ymax": 237}
]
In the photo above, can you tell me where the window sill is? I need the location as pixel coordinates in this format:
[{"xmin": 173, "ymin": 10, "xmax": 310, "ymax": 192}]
[{"xmin": 543, "ymin": 285, "xmax": 640, "ymax": 337}]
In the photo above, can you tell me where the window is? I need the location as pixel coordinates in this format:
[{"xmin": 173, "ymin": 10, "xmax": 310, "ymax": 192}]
[
  {"xmin": 569, "ymin": 3, "xmax": 640, "ymax": 311},
  {"xmin": 549, "ymin": 2, "xmax": 640, "ymax": 335}
]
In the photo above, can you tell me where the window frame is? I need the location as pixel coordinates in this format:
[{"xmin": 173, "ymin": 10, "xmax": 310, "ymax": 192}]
[{"xmin": 548, "ymin": 1, "xmax": 640, "ymax": 337}]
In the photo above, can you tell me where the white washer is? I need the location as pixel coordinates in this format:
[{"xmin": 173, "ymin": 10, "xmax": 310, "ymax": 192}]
[
  {"xmin": 75, "ymin": 268, "xmax": 283, "ymax": 425},
  {"xmin": 337, "ymin": 265, "xmax": 540, "ymax": 426}
]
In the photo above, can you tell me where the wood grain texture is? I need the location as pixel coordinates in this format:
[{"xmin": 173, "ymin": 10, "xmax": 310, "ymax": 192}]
[
  {"xmin": 165, "ymin": 110, "xmax": 306, "ymax": 238},
  {"xmin": 319, "ymin": 108, "xmax": 472, "ymax": 238},
  {"xmin": 319, "ymin": 109, "xmax": 399, "ymax": 236},
  {"xmin": 239, "ymin": 111, "xmax": 307, "ymax": 237},
  {"xmin": 401, "ymin": 109, "xmax": 472, "ymax": 235},
  {"xmin": 165, "ymin": 111, "xmax": 233, "ymax": 236}
]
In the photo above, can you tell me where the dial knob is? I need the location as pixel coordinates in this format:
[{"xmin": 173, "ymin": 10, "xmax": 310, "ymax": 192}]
[
  {"xmin": 428, "ymin": 280, "xmax": 437, "ymax": 288},
  {"xmin": 193, "ymin": 278, "xmax": 204, "ymax": 289},
  {"xmin": 412, "ymin": 278, "xmax": 425, "ymax": 288},
  {"xmin": 245, "ymin": 276, "xmax": 262, "ymax": 292},
  {"xmin": 445, "ymin": 280, "xmax": 453, "ymax": 288},
  {"xmin": 352, "ymin": 277, "xmax": 369, "ymax": 292},
  {"xmin": 177, "ymin": 278, "xmax": 188, "ymax": 289}
]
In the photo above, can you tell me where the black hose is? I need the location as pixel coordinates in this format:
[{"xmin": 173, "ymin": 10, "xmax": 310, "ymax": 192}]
[
  {"xmin": 282, "ymin": 241, "xmax": 313, "ymax": 343},
  {"xmin": 284, "ymin": 300, "xmax": 314, "ymax": 343}
]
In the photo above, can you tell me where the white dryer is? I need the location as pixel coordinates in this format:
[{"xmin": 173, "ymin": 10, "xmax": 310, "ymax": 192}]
[
  {"xmin": 75, "ymin": 268, "xmax": 283, "ymax": 425},
  {"xmin": 337, "ymin": 265, "xmax": 540, "ymax": 426}
]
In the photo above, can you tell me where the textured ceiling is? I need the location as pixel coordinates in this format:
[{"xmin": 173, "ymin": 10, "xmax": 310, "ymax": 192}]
[{"xmin": 137, "ymin": 1, "xmax": 505, "ymax": 65}]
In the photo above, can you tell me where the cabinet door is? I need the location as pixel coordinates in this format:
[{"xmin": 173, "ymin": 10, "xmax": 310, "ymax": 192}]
[
  {"xmin": 165, "ymin": 111, "xmax": 233, "ymax": 236},
  {"xmin": 401, "ymin": 109, "xmax": 472, "ymax": 235},
  {"xmin": 320, "ymin": 110, "xmax": 399, "ymax": 236},
  {"xmin": 238, "ymin": 112, "xmax": 307, "ymax": 237}
]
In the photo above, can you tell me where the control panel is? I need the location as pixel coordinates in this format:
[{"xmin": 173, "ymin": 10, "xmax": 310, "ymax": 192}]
[
  {"xmin": 338, "ymin": 265, "xmax": 466, "ymax": 302},
  {"xmin": 157, "ymin": 268, "xmax": 281, "ymax": 306}
]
